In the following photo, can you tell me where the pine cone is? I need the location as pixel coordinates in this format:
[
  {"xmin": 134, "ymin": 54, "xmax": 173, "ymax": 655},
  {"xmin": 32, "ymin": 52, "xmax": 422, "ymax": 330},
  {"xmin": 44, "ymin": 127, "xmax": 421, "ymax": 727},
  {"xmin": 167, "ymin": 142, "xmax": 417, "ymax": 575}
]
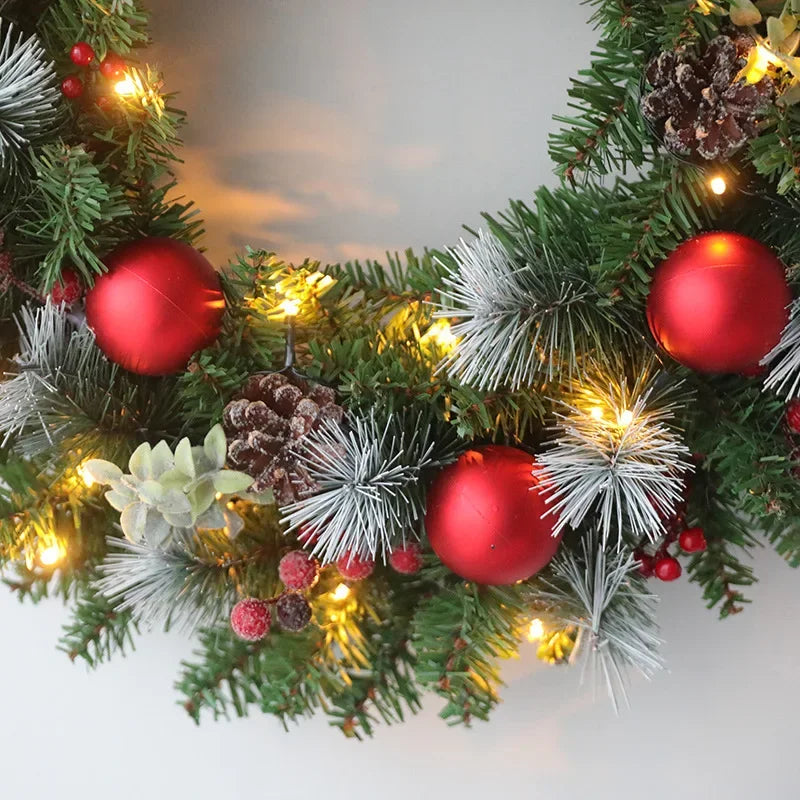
[
  {"xmin": 641, "ymin": 34, "xmax": 774, "ymax": 161},
  {"xmin": 222, "ymin": 371, "xmax": 344, "ymax": 504}
]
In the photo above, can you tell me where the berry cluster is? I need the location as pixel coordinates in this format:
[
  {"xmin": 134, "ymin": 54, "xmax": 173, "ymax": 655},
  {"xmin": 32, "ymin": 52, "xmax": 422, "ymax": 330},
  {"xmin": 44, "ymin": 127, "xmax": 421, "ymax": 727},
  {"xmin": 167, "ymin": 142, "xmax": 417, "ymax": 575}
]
[
  {"xmin": 61, "ymin": 40, "xmax": 127, "ymax": 105},
  {"xmin": 634, "ymin": 487, "xmax": 707, "ymax": 583}
]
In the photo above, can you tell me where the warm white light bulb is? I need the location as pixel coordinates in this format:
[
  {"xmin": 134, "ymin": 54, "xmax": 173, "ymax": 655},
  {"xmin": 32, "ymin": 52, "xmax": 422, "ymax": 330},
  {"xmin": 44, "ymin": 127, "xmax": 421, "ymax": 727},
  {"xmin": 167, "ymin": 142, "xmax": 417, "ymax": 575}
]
[
  {"xmin": 709, "ymin": 176, "xmax": 727, "ymax": 195},
  {"xmin": 332, "ymin": 583, "xmax": 351, "ymax": 601},
  {"xmin": 39, "ymin": 544, "xmax": 64, "ymax": 566},
  {"xmin": 115, "ymin": 77, "xmax": 137, "ymax": 96},
  {"xmin": 280, "ymin": 298, "xmax": 300, "ymax": 317},
  {"xmin": 527, "ymin": 618, "xmax": 544, "ymax": 642},
  {"xmin": 590, "ymin": 406, "xmax": 604, "ymax": 421},
  {"xmin": 619, "ymin": 409, "xmax": 634, "ymax": 427}
]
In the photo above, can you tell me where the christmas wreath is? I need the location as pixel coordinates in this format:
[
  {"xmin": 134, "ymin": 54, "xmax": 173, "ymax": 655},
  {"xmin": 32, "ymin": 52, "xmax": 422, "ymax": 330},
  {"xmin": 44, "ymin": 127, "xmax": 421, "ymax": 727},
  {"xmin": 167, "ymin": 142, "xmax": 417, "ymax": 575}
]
[{"xmin": 2, "ymin": 0, "xmax": 800, "ymax": 736}]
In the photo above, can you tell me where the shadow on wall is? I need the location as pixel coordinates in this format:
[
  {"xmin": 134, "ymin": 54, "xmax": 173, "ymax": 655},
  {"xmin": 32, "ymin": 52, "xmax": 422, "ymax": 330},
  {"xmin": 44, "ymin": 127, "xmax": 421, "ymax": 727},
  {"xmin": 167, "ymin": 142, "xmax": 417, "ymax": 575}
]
[{"xmin": 145, "ymin": 0, "xmax": 598, "ymax": 267}]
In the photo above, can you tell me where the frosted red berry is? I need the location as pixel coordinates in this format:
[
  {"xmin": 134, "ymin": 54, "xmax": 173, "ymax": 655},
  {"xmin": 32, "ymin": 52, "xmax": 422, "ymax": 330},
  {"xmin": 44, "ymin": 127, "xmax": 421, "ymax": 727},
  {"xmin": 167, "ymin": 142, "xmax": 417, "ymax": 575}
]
[
  {"xmin": 275, "ymin": 592, "xmax": 313, "ymax": 632},
  {"xmin": 69, "ymin": 41, "xmax": 95, "ymax": 67},
  {"xmin": 230, "ymin": 598, "xmax": 271, "ymax": 641},
  {"xmin": 787, "ymin": 399, "xmax": 800, "ymax": 434},
  {"xmin": 654, "ymin": 556, "xmax": 682, "ymax": 582},
  {"xmin": 100, "ymin": 54, "xmax": 126, "ymax": 80},
  {"xmin": 61, "ymin": 76, "xmax": 84, "ymax": 99},
  {"xmin": 49, "ymin": 269, "xmax": 84, "ymax": 306},
  {"xmin": 679, "ymin": 527, "xmax": 707, "ymax": 553},
  {"xmin": 389, "ymin": 542, "xmax": 423, "ymax": 575},
  {"xmin": 278, "ymin": 550, "xmax": 319, "ymax": 591},
  {"xmin": 336, "ymin": 551, "xmax": 374, "ymax": 581}
]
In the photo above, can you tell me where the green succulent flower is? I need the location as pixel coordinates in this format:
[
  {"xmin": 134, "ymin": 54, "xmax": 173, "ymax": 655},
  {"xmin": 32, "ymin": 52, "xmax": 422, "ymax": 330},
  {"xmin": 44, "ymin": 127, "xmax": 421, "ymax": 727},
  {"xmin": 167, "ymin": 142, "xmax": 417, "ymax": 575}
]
[{"xmin": 84, "ymin": 425, "xmax": 261, "ymax": 546}]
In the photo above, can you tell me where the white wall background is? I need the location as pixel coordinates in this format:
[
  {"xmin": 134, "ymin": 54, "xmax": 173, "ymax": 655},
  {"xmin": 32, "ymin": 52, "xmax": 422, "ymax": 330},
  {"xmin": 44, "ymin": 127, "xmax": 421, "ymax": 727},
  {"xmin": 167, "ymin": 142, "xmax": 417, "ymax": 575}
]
[{"xmin": 2, "ymin": 2, "xmax": 799, "ymax": 797}]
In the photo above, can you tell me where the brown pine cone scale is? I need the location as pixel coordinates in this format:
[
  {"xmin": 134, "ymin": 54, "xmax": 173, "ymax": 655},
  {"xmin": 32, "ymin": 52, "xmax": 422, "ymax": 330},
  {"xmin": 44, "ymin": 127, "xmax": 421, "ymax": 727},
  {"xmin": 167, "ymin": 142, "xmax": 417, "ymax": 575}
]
[
  {"xmin": 641, "ymin": 34, "xmax": 774, "ymax": 162},
  {"xmin": 223, "ymin": 371, "xmax": 344, "ymax": 504}
]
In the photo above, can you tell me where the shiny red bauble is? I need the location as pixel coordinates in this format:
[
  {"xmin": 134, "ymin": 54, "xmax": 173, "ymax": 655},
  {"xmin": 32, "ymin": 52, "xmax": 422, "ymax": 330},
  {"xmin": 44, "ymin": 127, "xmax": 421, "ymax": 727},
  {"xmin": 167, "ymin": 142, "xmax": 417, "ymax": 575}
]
[
  {"xmin": 69, "ymin": 41, "xmax": 95, "ymax": 67},
  {"xmin": 85, "ymin": 238, "xmax": 224, "ymax": 375},
  {"xmin": 646, "ymin": 232, "xmax": 791, "ymax": 373},
  {"xmin": 425, "ymin": 446, "xmax": 561, "ymax": 585}
]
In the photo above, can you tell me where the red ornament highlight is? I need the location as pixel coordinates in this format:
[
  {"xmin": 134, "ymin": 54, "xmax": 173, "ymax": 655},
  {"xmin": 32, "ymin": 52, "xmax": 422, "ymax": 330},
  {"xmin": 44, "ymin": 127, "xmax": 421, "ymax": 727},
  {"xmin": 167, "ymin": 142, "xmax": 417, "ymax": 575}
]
[
  {"xmin": 69, "ymin": 41, "xmax": 95, "ymax": 67},
  {"xmin": 646, "ymin": 232, "xmax": 791, "ymax": 373},
  {"xmin": 389, "ymin": 542, "xmax": 424, "ymax": 575},
  {"xmin": 230, "ymin": 598, "xmax": 271, "ymax": 641},
  {"xmin": 336, "ymin": 552, "xmax": 375, "ymax": 581},
  {"xmin": 85, "ymin": 238, "xmax": 224, "ymax": 376},
  {"xmin": 425, "ymin": 445, "xmax": 561, "ymax": 585}
]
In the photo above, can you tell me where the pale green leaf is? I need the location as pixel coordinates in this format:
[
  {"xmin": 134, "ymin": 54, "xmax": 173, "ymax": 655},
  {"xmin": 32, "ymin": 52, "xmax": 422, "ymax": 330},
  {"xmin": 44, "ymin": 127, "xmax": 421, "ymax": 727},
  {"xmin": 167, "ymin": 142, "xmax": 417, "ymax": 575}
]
[
  {"xmin": 203, "ymin": 424, "xmax": 228, "ymax": 470},
  {"xmin": 120, "ymin": 502, "xmax": 149, "ymax": 542},
  {"xmin": 128, "ymin": 442, "xmax": 153, "ymax": 481},
  {"xmin": 174, "ymin": 437, "xmax": 195, "ymax": 478},
  {"xmin": 82, "ymin": 459, "xmax": 122, "ymax": 485},
  {"xmin": 213, "ymin": 471, "xmax": 254, "ymax": 495}
]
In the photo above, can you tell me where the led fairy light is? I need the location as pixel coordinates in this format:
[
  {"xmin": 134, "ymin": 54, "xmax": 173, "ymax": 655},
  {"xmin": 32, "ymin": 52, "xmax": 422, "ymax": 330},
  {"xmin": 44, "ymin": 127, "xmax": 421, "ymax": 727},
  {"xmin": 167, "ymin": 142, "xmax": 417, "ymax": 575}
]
[{"xmin": 709, "ymin": 175, "xmax": 727, "ymax": 195}]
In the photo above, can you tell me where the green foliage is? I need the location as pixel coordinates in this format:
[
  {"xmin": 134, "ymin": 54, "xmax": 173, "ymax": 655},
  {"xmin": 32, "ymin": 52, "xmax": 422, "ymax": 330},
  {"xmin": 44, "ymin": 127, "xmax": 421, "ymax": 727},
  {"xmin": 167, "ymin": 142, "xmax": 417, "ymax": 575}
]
[
  {"xmin": 38, "ymin": 0, "xmax": 149, "ymax": 60},
  {"xmin": 59, "ymin": 583, "xmax": 137, "ymax": 667},
  {"xmin": 412, "ymin": 578, "xmax": 527, "ymax": 725},
  {"xmin": 13, "ymin": 143, "xmax": 130, "ymax": 289}
]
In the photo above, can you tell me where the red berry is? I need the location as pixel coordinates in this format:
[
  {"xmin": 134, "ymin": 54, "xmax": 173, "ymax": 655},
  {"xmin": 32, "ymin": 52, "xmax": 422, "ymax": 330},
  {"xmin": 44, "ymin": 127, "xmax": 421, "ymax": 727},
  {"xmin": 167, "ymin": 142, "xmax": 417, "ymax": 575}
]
[
  {"xmin": 336, "ymin": 551, "xmax": 374, "ymax": 581},
  {"xmin": 100, "ymin": 54, "xmax": 126, "ymax": 80},
  {"xmin": 654, "ymin": 556, "xmax": 682, "ymax": 582},
  {"xmin": 69, "ymin": 41, "xmax": 95, "ymax": 67},
  {"xmin": 278, "ymin": 550, "xmax": 319, "ymax": 591},
  {"xmin": 96, "ymin": 96, "xmax": 112, "ymax": 111},
  {"xmin": 679, "ymin": 527, "xmax": 707, "ymax": 553},
  {"xmin": 787, "ymin": 399, "xmax": 800, "ymax": 434},
  {"xmin": 389, "ymin": 542, "xmax": 423, "ymax": 575},
  {"xmin": 61, "ymin": 76, "xmax": 84, "ymax": 99},
  {"xmin": 275, "ymin": 592, "xmax": 313, "ymax": 632},
  {"xmin": 49, "ymin": 269, "xmax": 84, "ymax": 306},
  {"xmin": 230, "ymin": 598, "xmax": 271, "ymax": 641},
  {"xmin": 633, "ymin": 550, "xmax": 654, "ymax": 578}
]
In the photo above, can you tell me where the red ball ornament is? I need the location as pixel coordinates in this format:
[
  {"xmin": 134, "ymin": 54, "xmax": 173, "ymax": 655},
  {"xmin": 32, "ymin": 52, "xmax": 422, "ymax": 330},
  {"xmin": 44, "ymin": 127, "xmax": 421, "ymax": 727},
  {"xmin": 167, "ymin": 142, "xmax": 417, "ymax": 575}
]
[
  {"xmin": 278, "ymin": 550, "xmax": 320, "ymax": 591},
  {"xmin": 49, "ymin": 268, "xmax": 84, "ymax": 306},
  {"xmin": 85, "ymin": 238, "xmax": 224, "ymax": 375},
  {"xmin": 99, "ymin": 54, "xmax": 126, "ymax": 80},
  {"xmin": 230, "ymin": 598, "xmax": 271, "ymax": 641},
  {"xmin": 61, "ymin": 76, "xmax": 84, "ymax": 98},
  {"xmin": 69, "ymin": 41, "xmax": 95, "ymax": 67},
  {"xmin": 646, "ymin": 232, "xmax": 791, "ymax": 373},
  {"xmin": 654, "ymin": 556, "xmax": 682, "ymax": 582},
  {"xmin": 425, "ymin": 446, "xmax": 561, "ymax": 585},
  {"xmin": 389, "ymin": 542, "xmax": 424, "ymax": 575},
  {"xmin": 786, "ymin": 399, "xmax": 800, "ymax": 434},
  {"xmin": 679, "ymin": 527, "xmax": 707, "ymax": 553},
  {"xmin": 336, "ymin": 552, "xmax": 374, "ymax": 581}
]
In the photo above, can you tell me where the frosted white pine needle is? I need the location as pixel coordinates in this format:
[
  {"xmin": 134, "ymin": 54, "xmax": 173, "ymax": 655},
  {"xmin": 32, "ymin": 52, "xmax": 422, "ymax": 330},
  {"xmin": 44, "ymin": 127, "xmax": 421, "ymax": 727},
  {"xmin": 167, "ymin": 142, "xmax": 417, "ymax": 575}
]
[
  {"xmin": 281, "ymin": 411, "xmax": 444, "ymax": 564},
  {"xmin": 435, "ymin": 229, "xmax": 617, "ymax": 390},
  {"xmin": 762, "ymin": 299, "xmax": 800, "ymax": 398},
  {"xmin": 97, "ymin": 538, "xmax": 234, "ymax": 634},
  {"xmin": 0, "ymin": 24, "xmax": 59, "ymax": 177},
  {"xmin": 538, "ymin": 368, "xmax": 692, "ymax": 544},
  {"xmin": 538, "ymin": 534, "xmax": 663, "ymax": 713}
]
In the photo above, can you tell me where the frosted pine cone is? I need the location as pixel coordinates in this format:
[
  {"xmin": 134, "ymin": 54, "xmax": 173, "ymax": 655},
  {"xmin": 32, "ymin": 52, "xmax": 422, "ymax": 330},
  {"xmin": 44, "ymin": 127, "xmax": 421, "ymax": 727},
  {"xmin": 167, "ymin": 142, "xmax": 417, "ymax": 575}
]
[
  {"xmin": 641, "ymin": 34, "xmax": 773, "ymax": 161},
  {"xmin": 222, "ymin": 371, "xmax": 344, "ymax": 504}
]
